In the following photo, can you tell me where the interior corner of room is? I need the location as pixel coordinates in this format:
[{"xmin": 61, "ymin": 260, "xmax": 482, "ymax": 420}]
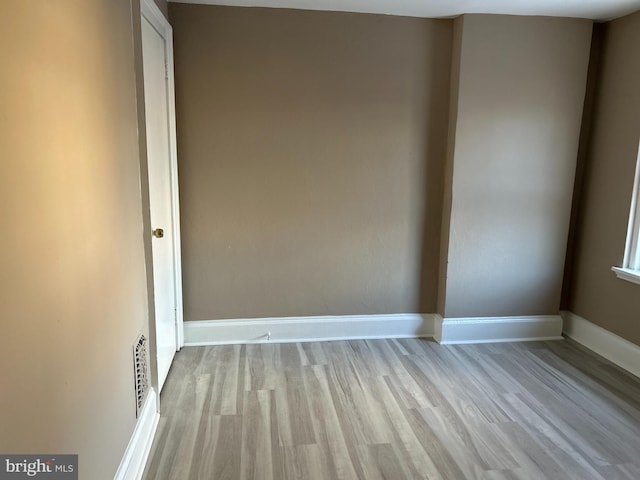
[{"xmin": 2, "ymin": 0, "xmax": 640, "ymax": 479}]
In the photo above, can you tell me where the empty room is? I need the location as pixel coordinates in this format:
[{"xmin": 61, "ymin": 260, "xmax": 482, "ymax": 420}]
[{"xmin": 2, "ymin": 0, "xmax": 640, "ymax": 479}]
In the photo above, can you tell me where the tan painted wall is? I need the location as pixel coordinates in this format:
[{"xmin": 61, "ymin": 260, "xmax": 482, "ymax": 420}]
[
  {"xmin": 568, "ymin": 12, "xmax": 640, "ymax": 346},
  {"xmin": 0, "ymin": 1, "xmax": 150, "ymax": 478},
  {"xmin": 441, "ymin": 15, "xmax": 592, "ymax": 318},
  {"xmin": 170, "ymin": 5, "xmax": 452, "ymax": 320}
]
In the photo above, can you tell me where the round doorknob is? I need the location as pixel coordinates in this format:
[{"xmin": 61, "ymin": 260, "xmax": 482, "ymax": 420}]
[{"xmin": 153, "ymin": 228, "xmax": 164, "ymax": 238}]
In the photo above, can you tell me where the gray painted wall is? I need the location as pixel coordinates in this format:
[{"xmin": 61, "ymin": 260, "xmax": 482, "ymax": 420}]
[
  {"xmin": 171, "ymin": 8, "xmax": 597, "ymax": 323},
  {"xmin": 568, "ymin": 12, "xmax": 640, "ymax": 346},
  {"xmin": 440, "ymin": 15, "xmax": 592, "ymax": 318},
  {"xmin": 170, "ymin": 5, "xmax": 452, "ymax": 320}
]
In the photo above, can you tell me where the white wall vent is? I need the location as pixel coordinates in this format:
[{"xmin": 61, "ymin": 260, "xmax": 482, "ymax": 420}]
[{"xmin": 133, "ymin": 334, "xmax": 149, "ymax": 418}]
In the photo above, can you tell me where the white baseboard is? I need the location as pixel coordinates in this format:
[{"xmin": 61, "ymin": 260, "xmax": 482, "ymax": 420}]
[
  {"xmin": 114, "ymin": 389, "xmax": 160, "ymax": 480},
  {"xmin": 434, "ymin": 315, "xmax": 563, "ymax": 345},
  {"xmin": 183, "ymin": 313, "xmax": 434, "ymax": 346},
  {"xmin": 561, "ymin": 311, "xmax": 640, "ymax": 379}
]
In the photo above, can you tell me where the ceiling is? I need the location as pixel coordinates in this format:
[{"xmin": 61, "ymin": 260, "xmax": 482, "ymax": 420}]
[{"xmin": 169, "ymin": 0, "xmax": 640, "ymax": 21}]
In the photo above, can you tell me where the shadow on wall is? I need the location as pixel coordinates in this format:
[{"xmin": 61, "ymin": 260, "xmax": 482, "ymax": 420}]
[{"xmin": 418, "ymin": 22, "xmax": 453, "ymax": 313}]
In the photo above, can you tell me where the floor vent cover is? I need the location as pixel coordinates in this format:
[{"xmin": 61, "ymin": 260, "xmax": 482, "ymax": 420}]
[{"xmin": 134, "ymin": 334, "xmax": 149, "ymax": 418}]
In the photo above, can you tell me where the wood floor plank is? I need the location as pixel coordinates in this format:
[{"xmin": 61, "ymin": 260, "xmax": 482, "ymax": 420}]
[
  {"xmin": 302, "ymin": 365, "xmax": 358, "ymax": 480},
  {"xmin": 402, "ymin": 407, "xmax": 468, "ymax": 479},
  {"xmin": 595, "ymin": 462, "xmax": 640, "ymax": 480},
  {"xmin": 268, "ymin": 390, "xmax": 287, "ymax": 480},
  {"xmin": 497, "ymin": 421, "xmax": 572, "ymax": 480},
  {"xmin": 143, "ymin": 338, "xmax": 640, "ymax": 479},
  {"xmin": 275, "ymin": 345, "xmax": 317, "ymax": 446},
  {"xmin": 529, "ymin": 346, "xmax": 640, "ymax": 425},
  {"xmin": 419, "ymin": 404, "xmax": 520, "ymax": 473},
  {"xmin": 245, "ymin": 344, "xmax": 280, "ymax": 392},
  {"xmin": 190, "ymin": 414, "xmax": 221, "ymax": 479},
  {"xmin": 545, "ymin": 339, "xmax": 640, "ymax": 406},
  {"xmin": 356, "ymin": 443, "xmax": 411, "ymax": 480},
  {"xmin": 240, "ymin": 390, "xmax": 273, "ymax": 480},
  {"xmin": 481, "ymin": 468, "xmax": 538, "ymax": 480},
  {"xmin": 327, "ymin": 362, "xmax": 392, "ymax": 446},
  {"xmin": 211, "ymin": 415, "xmax": 242, "ymax": 480},
  {"xmin": 499, "ymin": 392, "xmax": 605, "ymax": 478},
  {"xmin": 490, "ymin": 352, "xmax": 635, "ymax": 465},
  {"xmin": 366, "ymin": 376, "xmax": 444, "ymax": 479}
]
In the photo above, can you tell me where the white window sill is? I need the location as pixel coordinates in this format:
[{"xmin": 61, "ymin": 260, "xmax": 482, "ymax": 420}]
[{"xmin": 612, "ymin": 267, "xmax": 640, "ymax": 285}]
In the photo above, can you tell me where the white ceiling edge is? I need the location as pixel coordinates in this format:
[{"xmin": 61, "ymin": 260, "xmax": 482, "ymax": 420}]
[{"xmin": 169, "ymin": 0, "xmax": 640, "ymax": 21}]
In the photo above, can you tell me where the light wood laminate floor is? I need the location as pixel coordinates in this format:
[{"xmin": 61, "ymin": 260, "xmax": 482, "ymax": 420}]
[{"xmin": 143, "ymin": 338, "xmax": 640, "ymax": 479}]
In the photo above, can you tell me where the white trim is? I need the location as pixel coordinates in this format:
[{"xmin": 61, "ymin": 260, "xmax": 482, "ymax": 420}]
[
  {"xmin": 434, "ymin": 314, "xmax": 444, "ymax": 344},
  {"xmin": 165, "ymin": 13, "xmax": 185, "ymax": 351},
  {"xmin": 561, "ymin": 311, "xmax": 640, "ymax": 379},
  {"xmin": 140, "ymin": 0, "xmax": 184, "ymax": 350},
  {"xmin": 619, "ymin": 142, "xmax": 640, "ymax": 272},
  {"xmin": 114, "ymin": 389, "xmax": 160, "ymax": 480},
  {"xmin": 141, "ymin": 0, "xmax": 168, "ymax": 29},
  {"xmin": 611, "ymin": 266, "xmax": 640, "ymax": 285},
  {"xmin": 184, "ymin": 314, "xmax": 434, "ymax": 346},
  {"xmin": 434, "ymin": 315, "xmax": 563, "ymax": 345}
]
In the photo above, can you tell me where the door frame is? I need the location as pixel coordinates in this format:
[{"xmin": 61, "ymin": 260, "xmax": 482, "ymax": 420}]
[{"xmin": 141, "ymin": 0, "xmax": 184, "ymax": 349}]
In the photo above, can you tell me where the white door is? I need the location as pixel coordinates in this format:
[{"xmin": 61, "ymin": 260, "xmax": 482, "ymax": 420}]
[{"xmin": 141, "ymin": 1, "xmax": 182, "ymax": 391}]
